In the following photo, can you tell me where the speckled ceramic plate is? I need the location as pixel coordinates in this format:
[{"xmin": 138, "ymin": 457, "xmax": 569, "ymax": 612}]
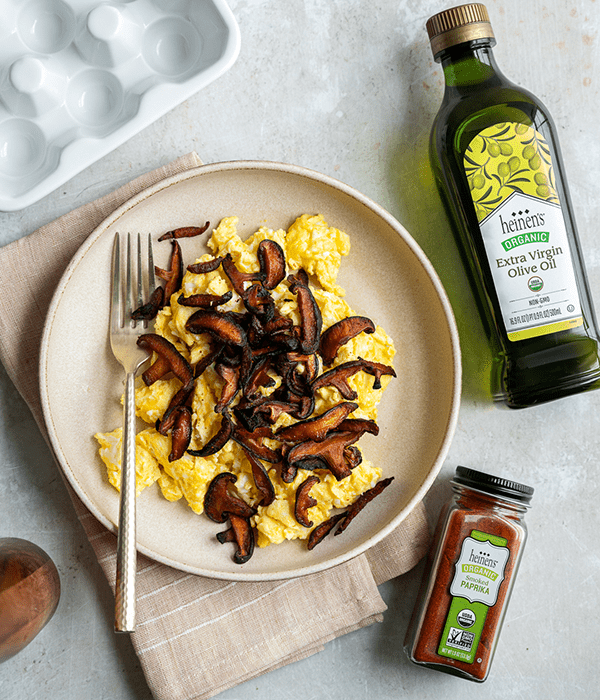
[{"xmin": 39, "ymin": 160, "xmax": 461, "ymax": 581}]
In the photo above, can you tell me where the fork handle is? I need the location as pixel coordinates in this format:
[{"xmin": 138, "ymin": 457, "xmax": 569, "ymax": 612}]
[{"xmin": 115, "ymin": 371, "xmax": 137, "ymax": 632}]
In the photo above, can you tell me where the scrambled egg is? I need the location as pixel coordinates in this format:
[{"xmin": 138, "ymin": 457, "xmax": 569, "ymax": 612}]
[{"xmin": 95, "ymin": 214, "xmax": 396, "ymax": 548}]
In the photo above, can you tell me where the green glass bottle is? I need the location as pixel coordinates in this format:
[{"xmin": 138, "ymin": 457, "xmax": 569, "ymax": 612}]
[{"xmin": 426, "ymin": 3, "xmax": 600, "ymax": 408}]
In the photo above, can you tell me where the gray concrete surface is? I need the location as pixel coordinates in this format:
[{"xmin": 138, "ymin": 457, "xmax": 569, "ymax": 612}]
[{"xmin": 1, "ymin": 1, "xmax": 599, "ymax": 698}]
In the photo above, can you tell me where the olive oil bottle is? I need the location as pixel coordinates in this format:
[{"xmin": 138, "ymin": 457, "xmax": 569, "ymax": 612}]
[{"xmin": 426, "ymin": 3, "xmax": 600, "ymax": 408}]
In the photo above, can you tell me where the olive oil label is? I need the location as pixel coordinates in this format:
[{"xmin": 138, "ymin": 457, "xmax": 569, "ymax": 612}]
[
  {"xmin": 437, "ymin": 530, "xmax": 509, "ymax": 664},
  {"xmin": 464, "ymin": 122, "xmax": 583, "ymax": 342}
]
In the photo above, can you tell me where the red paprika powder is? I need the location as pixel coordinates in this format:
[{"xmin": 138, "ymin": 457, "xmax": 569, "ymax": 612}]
[{"xmin": 404, "ymin": 466, "xmax": 534, "ymax": 682}]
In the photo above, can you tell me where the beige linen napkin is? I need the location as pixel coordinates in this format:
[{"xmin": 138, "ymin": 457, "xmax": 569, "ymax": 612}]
[{"xmin": 0, "ymin": 153, "xmax": 430, "ymax": 700}]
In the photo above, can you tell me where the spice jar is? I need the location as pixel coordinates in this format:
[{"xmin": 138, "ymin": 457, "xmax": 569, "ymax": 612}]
[{"xmin": 404, "ymin": 466, "xmax": 534, "ymax": 682}]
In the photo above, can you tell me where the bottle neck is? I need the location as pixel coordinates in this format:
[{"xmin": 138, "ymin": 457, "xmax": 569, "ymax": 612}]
[{"xmin": 437, "ymin": 40, "xmax": 502, "ymax": 92}]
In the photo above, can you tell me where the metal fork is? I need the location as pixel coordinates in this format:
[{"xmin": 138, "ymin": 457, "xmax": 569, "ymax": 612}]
[{"xmin": 110, "ymin": 232, "xmax": 155, "ymax": 633}]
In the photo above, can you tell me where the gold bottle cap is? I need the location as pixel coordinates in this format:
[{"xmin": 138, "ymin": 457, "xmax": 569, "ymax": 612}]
[{"xmin": 426, "ymin": 3, "xmax": 495, "ymax": 58}]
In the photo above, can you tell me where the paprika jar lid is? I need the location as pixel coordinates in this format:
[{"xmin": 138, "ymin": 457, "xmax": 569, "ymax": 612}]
[{"xmin": 453, "ymin": 466, "xmax": 534, "ymax": 505}]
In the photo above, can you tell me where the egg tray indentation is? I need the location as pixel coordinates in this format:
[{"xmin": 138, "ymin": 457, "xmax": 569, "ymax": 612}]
[{"xmin": 0, "ymin": 0, "xmax": 240, "ymax": 211}]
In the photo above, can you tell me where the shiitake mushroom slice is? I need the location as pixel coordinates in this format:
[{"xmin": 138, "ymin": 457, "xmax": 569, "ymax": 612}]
[
  {"xmin": 358, "ymin": 357, "xmax": 397, "ymax": 390},
  {"xmin": 216, "ymin": 514, "xmax": 255, "ymax": 564},
  {"xmin": 204, "ymin": 472, "xmax": 256, "ymax": 524},
  {"xmin": 214, "ymin": 363, "xmax": 240, "ymax": 413},
  {"xmin": 307, "ymin": 512, "xmax": 346, "ymax": 550},
  {"xmin": 275, "ymin": 401, "xmax": 358, "ymax": 444},
  {"xmin": 187, "ymin": 256, "xmax": 224, "ymax": 274},
  {"xmin": 162, "ymin": 240, "xmax": 184, "ymax": 304},
  {"xmin": 334, "ymin": 477, "xmax": 394, "ymax": 536},
  {"xmin": 306, "ymin": 477, "xmax": 394, "ymax": 549},
  {"xmin": 337, "ymin": 418, "xmax": 379, "ymax": 436},
  {"xmin": 157, "ymin": 383, "xmax": 194, "ymax": 435},
  {"xmin": 287, "ymin": 270, "xmax": 322, "ymax": 354},
  {"xmin": 311, "ymin": 358, "xmax": 396, "ymax": 397},
  {"xmin": 257, "ymin": 239, "xmax": 286, "ymax": 290},
  {"xmin": 131, "ymin": 285, "xmax": 164, "ymax": 321},
  {"xmin": 295, "ymin": 475, "xmax": 320, "ymax": 528},
  {"xmin": 242, "ymin": 448, "xmax": 275, "ymax": 507},
  {"xmin": 186, "ymin": 309, "xmax": 248, "ymax": 347},
  {"xmin": 222, "ymin": 253, "xmax": 263, "ymax": 296},
  {"xmin": 177, "ymin": 290, "xmax": 233, "ymax": 308},
  {"xmin": 319, "ymin": 317, "xmax": 376, "ymax": 366},
  {"xmin": 158, "ymin": 222, "xmax": 210, "ymax": 241},
  {"xmin": 310, "ymin": 359, "xmax": 364, "ymax": 399},
  {"xmin": 141, "ymin": 353, "xmax": 171, "ymax": 386},
  {"xmin": 168, "ymin": 406, "xmax": 192, "ymax": 462},
  {"xmin": 187, "ymin": 412, "xmax": 233, "ymax": 458},
  {"xmin": 286, "ymin": 430, "xmax": 362, "ymax": 481},
  {"xmin": 242, "ymin": 283, "xmax": 275, "ymax": 322},
  {"xmin": 137, "ymin": 333, "xmax": 193, "ymax": 389},
  {"xmin": 231, "ymin": 424, "xmax": 281, "ymax": 464}
]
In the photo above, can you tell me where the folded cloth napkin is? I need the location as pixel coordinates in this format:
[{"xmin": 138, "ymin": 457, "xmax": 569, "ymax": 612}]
[{"xmin": 0, "ymin": 153, "xmax": 430, "ymax": 700}]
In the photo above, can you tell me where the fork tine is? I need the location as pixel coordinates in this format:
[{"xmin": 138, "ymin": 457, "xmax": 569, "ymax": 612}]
[
  {"xmin": 135, "ymin": 233, "xmax": 144, "ymax": 318},
  {"xmin": 125, "ymin": 233, "xmax": 133, "ymax": 326},
  {"xmin": 111, "ymin": 233, "xmax": 122, "ymax": 331},
  {"xmin": 147, "ymin": 233, "xmax": 155, "ymax": 292}
]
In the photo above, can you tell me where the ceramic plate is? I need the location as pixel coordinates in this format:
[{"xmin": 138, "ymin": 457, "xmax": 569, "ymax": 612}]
[{"xmin": 39, "ymin": 161, "xmax": 461, "ymax": 581}]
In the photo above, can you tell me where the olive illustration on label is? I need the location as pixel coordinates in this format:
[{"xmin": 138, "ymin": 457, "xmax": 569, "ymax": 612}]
[{"xmin": 464, "ymin": 122, "xmax": 561, "ymax": 222}]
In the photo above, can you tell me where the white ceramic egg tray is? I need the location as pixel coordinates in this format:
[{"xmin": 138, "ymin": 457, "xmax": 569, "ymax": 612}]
[{"xmin": 0, "ymin": 0, "xmax": 240, "ymax": 211}]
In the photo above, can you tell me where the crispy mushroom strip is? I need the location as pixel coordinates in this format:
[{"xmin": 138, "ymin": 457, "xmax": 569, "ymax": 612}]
[
  {"xmin": 306, "ymin": 477, "xmax": 394, "ymax": 550},
  {"xmin": 157, "ymin": 383, "xmax": 194, "ymax": 434},
  {"xmin": 186, "ymin": 308, "xmax": 248, "ymax": 347},
  {"xmin": 242, "ymin": 284, "xmax": 275, "ymax": 322},
  {"xmin": 242, "ymin": 356, "xmax": 275, "ymax": 398},
  {"xmin": 194, "ymin": 345, "xmax": 223, "ymax": 378},
  {"xmin": 217, "ymin": 514, "xmax": 255, "ymax": 564},
  {"xmin": 232, "ymin": 424, "xmax": 281, "ymax": 463},
  {"xmin": 337, "ymin": 418, "xmax": 379, "ymax": 436},
  {"xmin": 257, "ymin": 239, "xmax": 286, "ymax": 289},
  {"xmin": 311, "ymin": 358, "xmax": 395, "ymax": 399},
  {"xmin": 262, "ymin": 311, "xmax": 294, "ymax": 337},
  {"xmin": 168, "ymin": 406, "xmax": 192, "ymax": 462},
  {"xmin": 311, "ymin": 361, "xmax": 361, "ymax": 399},
  {"xmin": 162, "ymin": 240, "xmax": 184, "ymax": 304},
  {"xmin": 177, "ymin": 290, "xmax": 233, "ymax": 308},
  {"xmin": 358, "ymin": 357, "xmax": 397, "ymax": 390},
  {"xmin": 158, "ymin": 222, "xmax": 210, "ymax": 241},
  {"xmin": 275, "ymin": 401, "xmax": 358, "ymax": 444},
  {"xmin": 319, "ymin": 316, "xmax": 376, "ymax": 366},
  {"xmin": 285, "ymin": 430, "xmax": 363, "ymax": 482},
  {"xmin": 131, "ymin": 285, "xmax": 164, "ymax": 321},
  {"xmin": 334, "ymin": 477, "xmax": 394, "ymax": 536},
  {"xmin": 141, "ymin": 354, "xmax": 170, "ymax": 385},
  {"xmin": 187, "ymin": 412, "xmax": 233, "ymax": 458},
  {"xmin": 137, "ymin": 333, "xmax": 194, "ymax": 389},
  {"xmin": 204, "ymin": 472, "xmax": 256, "ymax": 523},
  {"xmin": 222, "ymin": 253, "xmax": 263, "ymax": 296},
  {"xmin": 187, "ymin": 256, "xmax": 224, "ymax": 274},
  {"xmin": 287, "ymin": 270, "xmax": 322, "ymax": 354},
  {"xmin": 295, "ymin": 475, "xmax": 320, "ymax": 527},
  {"xmin": 344, "ymin": 445, "xmax": 362, "ymax": 469},
  {"xmin": 214, "ymin": 363, "xmax": 240, "ymax": 413},
  {"xmin": 307, "ymin": 512, "xmax": 346, "ymax": 550},
  {"xmin": 286, "ymin": 352, "xmax": 320, "ymax": 383},
  {"xmin": 241, "ymin": 397, "xmax": 301, "ymax": 426},
  {"xmin": 242, "ymin": 448, "xmax": 275, "ymax": 507}
]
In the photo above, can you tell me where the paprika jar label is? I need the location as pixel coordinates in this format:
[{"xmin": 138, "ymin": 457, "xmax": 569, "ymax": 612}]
[
  {"xmin": 463, "ymin": 121, "xmax": 584, "ymax": 342},
  {"xmin": 437, "ymin": 529, "xmax": 510, "ymax": 664}
]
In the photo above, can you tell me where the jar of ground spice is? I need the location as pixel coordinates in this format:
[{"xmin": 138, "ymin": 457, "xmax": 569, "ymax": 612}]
[{"xmin": 404, "ymin": 466, "xmax": 534, "ymax": 682}]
